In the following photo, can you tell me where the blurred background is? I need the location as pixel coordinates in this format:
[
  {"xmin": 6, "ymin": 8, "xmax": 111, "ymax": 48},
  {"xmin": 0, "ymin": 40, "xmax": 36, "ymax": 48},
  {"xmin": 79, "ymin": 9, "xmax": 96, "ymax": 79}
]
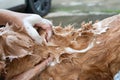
[
  {"xmin": 0, "ymin": 0, "xmax": 120, "ymax": 27},
  {"xmin": 51, "ymin": 0, "xmax": 120, "ymax": 14},
  {"xmin": 47, "ymin": 0, "xmax": 120, "ymax": 27}
]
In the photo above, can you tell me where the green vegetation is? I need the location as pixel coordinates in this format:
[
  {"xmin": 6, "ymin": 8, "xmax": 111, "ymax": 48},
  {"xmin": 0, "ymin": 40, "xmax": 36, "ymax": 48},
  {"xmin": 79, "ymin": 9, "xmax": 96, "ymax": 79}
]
[
  {"xmin": 101, "ymin": 10, "xmax": 120, "ymax": 13},
  {"xmin": 51, "ymin": 5, "xmax": 120, "ymax": 14}
]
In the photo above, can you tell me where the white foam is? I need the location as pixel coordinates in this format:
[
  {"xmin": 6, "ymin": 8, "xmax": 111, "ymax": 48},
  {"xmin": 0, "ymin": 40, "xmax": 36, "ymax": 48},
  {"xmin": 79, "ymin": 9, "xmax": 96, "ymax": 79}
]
[
  {"xmin": 92, "ymin": 18, "xmax": 115, "ymax": 35},
  {"xmin": 96, "ymin": 41, "xmax": 101, "ymax": 44},
  {"xmin": 6, "ymin": 56, "xmax": 18, "ymax": 62},
  {"xmin": 48, "ymin": 77, "xmax": 53, "ymax": 80},
  {"xmin": 49, "ymin": 61, "xmax": 57, "ymax": 66},
  {"xmin": 114, "ymin": 70, "xmax": 120, "ymax": 80},
  {"xmin": 65, "ymin": 38, "xmax": 95, "ymax": 54},
  {"xmin": 92, "ymin": 21, "xmax": 109, "ymax": 35}
]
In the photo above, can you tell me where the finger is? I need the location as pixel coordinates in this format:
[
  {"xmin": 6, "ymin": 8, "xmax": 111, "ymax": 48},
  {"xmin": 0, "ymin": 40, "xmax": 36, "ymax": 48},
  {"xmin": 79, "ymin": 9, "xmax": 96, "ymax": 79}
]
[
  {"xmin": 34, "ymin": 23, "xmax": 53, "ymax": 42},
  {"xmin": 46, "ymin": 26, "xmax": 53, "ymax": 42}
]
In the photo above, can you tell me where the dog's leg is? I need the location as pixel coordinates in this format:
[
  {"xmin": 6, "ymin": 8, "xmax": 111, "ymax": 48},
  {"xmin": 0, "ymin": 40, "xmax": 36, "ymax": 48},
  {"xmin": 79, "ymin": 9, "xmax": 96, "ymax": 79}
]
[{"xmin": 11, "ymin": 57, "xmax": 53, "ymax": 80}]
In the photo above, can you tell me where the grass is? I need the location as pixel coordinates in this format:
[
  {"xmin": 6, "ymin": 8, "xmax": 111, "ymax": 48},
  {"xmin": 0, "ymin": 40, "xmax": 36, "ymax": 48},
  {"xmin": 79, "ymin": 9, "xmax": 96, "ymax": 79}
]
[
  {"xmin": 51, "ymin": 5, "xmax": 120, "ymax": 14},
  {"xmin": 101, "ymin": 10, "xmax": 120, "ymax": 14}
]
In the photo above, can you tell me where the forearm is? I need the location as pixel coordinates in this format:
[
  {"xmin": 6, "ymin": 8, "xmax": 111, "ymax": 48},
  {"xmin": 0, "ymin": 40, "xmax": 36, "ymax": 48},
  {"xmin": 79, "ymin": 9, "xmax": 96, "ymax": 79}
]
[
  {"xmin": 0, "ymin": 9, "xmax": 14, "ymax": 25},
  {"xmin": 0, "ymin": 9, "xmax": 27, "ymax": 26},
  {"xmin": 0, "ymin": 9, "xmax": 43, "ymax": 26}
]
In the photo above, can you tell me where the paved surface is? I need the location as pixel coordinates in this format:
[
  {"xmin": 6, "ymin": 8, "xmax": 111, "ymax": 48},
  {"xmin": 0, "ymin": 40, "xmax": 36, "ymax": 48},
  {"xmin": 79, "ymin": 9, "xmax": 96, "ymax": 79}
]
[
  {"xmin": 50, "ymin": 0, "xmax": 120, "ymax": 14},
  {"xmin": 0, "ymin": 0, "xmax": 24, "ymax": 9},
  {"xmin": 45, "ymin": 0, "xmax": 120, "ymax": 27}
]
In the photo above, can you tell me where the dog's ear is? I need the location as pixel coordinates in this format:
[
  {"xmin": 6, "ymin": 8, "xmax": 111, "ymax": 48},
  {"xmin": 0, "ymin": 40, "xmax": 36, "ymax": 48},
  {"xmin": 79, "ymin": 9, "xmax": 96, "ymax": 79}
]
[{"xmin": 79, "ymin": 66, "xmax": 113, "ymax": 80}]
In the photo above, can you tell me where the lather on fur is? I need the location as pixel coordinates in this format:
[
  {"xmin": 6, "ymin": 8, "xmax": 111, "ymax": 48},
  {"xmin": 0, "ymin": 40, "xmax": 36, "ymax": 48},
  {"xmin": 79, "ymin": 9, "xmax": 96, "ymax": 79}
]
[{"xmin": 0, "ymin": 14, "xmax": 120, "ymax": 80}]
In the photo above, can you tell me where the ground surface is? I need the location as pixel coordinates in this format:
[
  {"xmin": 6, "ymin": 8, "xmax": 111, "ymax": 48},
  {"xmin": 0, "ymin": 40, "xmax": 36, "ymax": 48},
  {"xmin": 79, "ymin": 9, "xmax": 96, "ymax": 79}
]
[
  {"xmin": 50, "ymin": 0, "xmax": 120, "ymax": 15},
  {"xmin": 45, "ymin": 0, "xmax": 120, "ymax": 27}
]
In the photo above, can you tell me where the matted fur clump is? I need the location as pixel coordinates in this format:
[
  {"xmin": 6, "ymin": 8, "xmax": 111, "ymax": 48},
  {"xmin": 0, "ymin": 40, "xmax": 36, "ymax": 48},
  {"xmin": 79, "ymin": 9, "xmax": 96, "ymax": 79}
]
[{"xmin": 0, "ymin": 14, "xmax": 120, "ymax": 80}]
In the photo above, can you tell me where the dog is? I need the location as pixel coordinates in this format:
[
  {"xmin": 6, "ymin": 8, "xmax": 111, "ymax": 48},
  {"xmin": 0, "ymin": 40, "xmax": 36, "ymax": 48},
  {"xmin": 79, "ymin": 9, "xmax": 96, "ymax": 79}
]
[
  {"xmin": 39, "ymin": 14, "xmax": 120, "ymax": 80},
  {"xmin": 0, "ymin": 13, "xmax": 120, "ymax": 80}
]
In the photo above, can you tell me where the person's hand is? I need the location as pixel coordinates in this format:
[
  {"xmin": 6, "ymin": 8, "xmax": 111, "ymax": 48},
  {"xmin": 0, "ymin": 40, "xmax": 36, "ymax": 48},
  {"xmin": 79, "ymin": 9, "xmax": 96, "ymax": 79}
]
[
  {"xmin": 21, "ymin": 14, "xmax": 53, "ymax": 44},
  {"xmin": 0, "ymin": 9, "xmax": 53, "ymax": 45}
]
